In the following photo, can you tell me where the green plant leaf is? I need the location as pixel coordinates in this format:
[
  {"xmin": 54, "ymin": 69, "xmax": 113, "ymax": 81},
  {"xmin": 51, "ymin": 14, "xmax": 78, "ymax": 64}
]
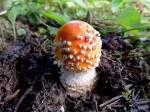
[
  {"xmin": 111, "ymin": 0, "xmax": 128, "ymax": 12},
  {"xmin": 5, "ymin": 3, "xmax": 23, "ymax": 41},
  {"xmin": 42, "ymin": 11, "xmax": 70, "ymax": 26},
  {"xmin": 6, "ymin": 3, "xmax": 22, "ymax": 25},
  {"xmin": 117, "ymin": 7, "xmax": 141, "ymax": 28},
  {"xmin": 116, "ymin": 7, "xmax": 144, "ymax": 35}
]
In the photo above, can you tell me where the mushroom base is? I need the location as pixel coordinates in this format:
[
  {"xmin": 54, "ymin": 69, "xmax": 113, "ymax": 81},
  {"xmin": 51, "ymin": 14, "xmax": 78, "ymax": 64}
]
[{"xmin": 60, "ymin": 68, "xmax": 97, "ymax": 97}]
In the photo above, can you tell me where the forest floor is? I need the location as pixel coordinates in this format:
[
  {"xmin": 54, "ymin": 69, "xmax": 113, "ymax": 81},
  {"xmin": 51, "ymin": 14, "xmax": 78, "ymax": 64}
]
[{"xmin": 0, "ymin": 21, "xmax": 150, "ymax": 112}]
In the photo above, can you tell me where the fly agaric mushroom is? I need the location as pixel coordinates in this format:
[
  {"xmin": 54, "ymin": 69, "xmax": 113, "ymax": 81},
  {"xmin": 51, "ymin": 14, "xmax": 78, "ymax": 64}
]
[{"xmin": 54, "ymin": 20, "xmax": 102, "ymax": 97}]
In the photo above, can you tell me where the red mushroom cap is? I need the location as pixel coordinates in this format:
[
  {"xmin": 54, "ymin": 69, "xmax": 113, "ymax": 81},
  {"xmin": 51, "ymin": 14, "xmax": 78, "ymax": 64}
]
[{"xmin": 54, "ymin": 20, "xmax": 102, "ymax": 72}]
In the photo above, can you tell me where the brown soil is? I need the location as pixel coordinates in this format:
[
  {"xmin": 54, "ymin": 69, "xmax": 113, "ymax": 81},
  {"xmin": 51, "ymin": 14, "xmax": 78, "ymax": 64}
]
[{"xmin": 0, "ymin": 23, "xmax": 150, "ymax": 112}]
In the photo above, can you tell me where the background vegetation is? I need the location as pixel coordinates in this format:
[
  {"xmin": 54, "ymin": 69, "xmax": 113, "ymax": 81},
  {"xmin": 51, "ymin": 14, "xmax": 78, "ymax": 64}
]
[{"xmin": 0, "ymin": 0, "xmax": 150, "ymax": 51}]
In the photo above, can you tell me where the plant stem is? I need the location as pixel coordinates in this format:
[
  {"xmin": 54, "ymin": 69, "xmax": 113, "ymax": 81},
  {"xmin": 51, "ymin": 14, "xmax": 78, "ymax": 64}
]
[
  {"xmin": 12, "ymin": 23, "xmax": 17, "ymax": 41},
  {"xmin": 0, "ymin": 19, "xmax": 4, "ymax": 39}
]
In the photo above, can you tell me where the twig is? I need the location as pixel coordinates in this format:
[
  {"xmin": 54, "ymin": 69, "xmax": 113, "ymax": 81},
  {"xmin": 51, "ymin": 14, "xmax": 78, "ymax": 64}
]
[
  {"xmin": 94, "ymin": 100, "xmax": 99, "ymax": 112},
  {"xmin": 93, "ymin": 95, "xmax": 99, "ymax": 112},
  {"xmin": 106, "ymin": 99, "xmax": 121, "ymax": 110},
  {"xmin": 99, "ymin": 95, "xmax": 123, "ymax": 108},
  {"xmin": 4, "ymin": 89, "xmax": 20, "ymax": 102},
  {"xmin": 14, "ymin": 86, "xmax": 33, "ymax": 112},
  {"xmin": 101, "ymin": 55, "xmax": 116, "ymax": 63},
  {"xmin": 40, "ymin": 20, "xmax": 50, "ymax": 28},
  {"xmin": 111, "ymin": 100, "xmax": 150, "ymax": 108},
  {"xmin": 122, "ymin": 53, "xmax": 150, "ymax": 59},
  {"xmin": 136, "ymin": 100, "xmax": 150, "ymax": 105}
]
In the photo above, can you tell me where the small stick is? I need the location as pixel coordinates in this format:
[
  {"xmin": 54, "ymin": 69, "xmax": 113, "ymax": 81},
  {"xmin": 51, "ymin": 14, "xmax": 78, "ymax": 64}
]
[
  {"xmin": 14, "ymin": 86, "xmax": 33, "ymax": 112},
  {"xmin": 4, "ymin": 89, "xmax": 20, "ymax": 102},
  {"xmin": 136, "ymin": 100, "xmax": 150, "ymax": 105},
  {"xmin": 99, "ymin": 95, "xmax": 123, "ymax": 108},
  {"xmin": 95, "ymin": 100, "xmax": 99, "ymax": 112},
  {"xmin": 111, "ymin": 100, "xmax": 150, "ymax": 108},
  {"xmin": 93, "ymin": 96, "xmax": 99, "ymax": 112}
]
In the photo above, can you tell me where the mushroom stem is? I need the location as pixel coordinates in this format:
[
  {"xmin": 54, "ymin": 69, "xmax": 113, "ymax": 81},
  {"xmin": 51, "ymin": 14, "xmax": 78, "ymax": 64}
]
[{"xmin": 60, "ymin": 67, "xmax": 97, "ymax": 97}]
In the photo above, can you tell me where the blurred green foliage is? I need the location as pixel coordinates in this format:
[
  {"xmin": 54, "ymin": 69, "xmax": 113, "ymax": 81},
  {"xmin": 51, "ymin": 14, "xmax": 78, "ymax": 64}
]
[{"xmin": 0, "ymin": 0, "xmax": 149, "ymax": 50}]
